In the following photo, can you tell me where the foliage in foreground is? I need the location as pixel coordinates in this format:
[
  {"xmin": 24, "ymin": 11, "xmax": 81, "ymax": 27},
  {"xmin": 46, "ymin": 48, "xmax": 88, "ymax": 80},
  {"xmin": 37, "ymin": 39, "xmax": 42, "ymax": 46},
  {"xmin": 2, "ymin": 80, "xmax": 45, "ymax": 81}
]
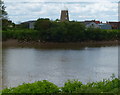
[
  {"xmin": 2, "ymin": 78, "xmax": 120, "ymax": 94},
  {"xmin": 2, "ymin": 80, "xmax": 59, "ymax": 94}
]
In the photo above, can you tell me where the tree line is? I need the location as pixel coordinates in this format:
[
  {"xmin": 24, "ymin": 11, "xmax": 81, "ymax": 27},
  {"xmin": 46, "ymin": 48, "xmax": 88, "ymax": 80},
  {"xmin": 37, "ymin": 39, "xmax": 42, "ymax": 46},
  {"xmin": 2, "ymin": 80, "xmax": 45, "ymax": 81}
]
[
  {"xmin": 33, "ymin": 19, "xmax": 119, "ymax": 42},
  {"xmin": 2, "ymin": 19, "xmax": 119, "ymax": 42}
]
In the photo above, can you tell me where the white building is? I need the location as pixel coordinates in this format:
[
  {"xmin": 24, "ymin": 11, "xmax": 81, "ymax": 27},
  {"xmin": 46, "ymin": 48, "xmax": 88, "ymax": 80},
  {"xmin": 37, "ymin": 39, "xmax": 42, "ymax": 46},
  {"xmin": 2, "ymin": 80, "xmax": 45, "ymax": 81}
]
[{"xmin": 84, "ymin": 22, "xmax": 100, "ymax": 28}]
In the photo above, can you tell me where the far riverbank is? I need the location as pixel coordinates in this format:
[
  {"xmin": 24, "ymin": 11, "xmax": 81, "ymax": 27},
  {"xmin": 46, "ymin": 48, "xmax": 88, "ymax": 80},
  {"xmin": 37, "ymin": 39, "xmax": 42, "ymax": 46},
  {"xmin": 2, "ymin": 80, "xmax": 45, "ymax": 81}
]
[{"xmin": 2, "ymin": 40, "xmax": 118, "ymax": 48}]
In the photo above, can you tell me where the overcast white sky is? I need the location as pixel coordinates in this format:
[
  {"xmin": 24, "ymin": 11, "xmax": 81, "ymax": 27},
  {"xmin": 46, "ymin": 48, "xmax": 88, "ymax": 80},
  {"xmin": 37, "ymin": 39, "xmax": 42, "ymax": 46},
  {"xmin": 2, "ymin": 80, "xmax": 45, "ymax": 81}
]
[{"xmin": 4, "ymin": 0, "xmax": 120, "ymax": 23}]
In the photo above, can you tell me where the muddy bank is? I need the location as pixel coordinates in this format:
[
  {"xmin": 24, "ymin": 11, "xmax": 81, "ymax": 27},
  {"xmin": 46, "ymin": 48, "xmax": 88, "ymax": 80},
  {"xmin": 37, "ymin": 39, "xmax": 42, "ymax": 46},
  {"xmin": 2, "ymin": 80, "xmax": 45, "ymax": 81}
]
[{"xmin": 2, "ymin": 39, "xmax": 118, "ymax": 49}]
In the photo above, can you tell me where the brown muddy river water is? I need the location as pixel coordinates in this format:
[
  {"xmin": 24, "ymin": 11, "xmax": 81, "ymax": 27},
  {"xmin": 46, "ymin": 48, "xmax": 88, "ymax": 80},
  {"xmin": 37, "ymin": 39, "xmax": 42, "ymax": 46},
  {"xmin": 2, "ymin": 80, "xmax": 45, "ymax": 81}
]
[{"xmin": 1, "ymin": 46, "xmax": 118, "ymax": 88}]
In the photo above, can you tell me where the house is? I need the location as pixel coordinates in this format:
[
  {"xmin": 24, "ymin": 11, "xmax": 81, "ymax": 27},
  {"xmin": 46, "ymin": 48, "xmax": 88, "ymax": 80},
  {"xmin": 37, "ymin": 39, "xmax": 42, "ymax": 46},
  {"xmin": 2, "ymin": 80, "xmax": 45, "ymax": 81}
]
[
  {"xmin": 107, "ymin": 22, "xmax": 120, "ymax": 29},
  {"xmin": 91, "ymin": 20, "xmax": 101, "ymax": 24},
  {"xmin": 83, "ymin": 21, "xmax": 100, "ymax": 28},
  {"xmin": 84, "ymin": 20, "xmax": 101, "ymax": 24},
  {"xmin": 98, "ymin": 23, "xmax": 112, "ymax": 30},
  {"xmin": 28, "ymin": 21, "xmax": 36, "ymax": 29},
  {"xmin": 20, "ymin": 20, "xmax": 36, "ymax": 29},
  {"xmin": 80, "ymin": 20, "xmax": 102, "ymax": 28}
]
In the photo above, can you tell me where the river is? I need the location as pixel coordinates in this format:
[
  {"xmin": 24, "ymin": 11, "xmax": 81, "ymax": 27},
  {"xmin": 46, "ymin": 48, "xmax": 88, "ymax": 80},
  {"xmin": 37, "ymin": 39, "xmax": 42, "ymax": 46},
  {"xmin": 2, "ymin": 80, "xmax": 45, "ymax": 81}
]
[{"xmin": 2, "ymin": 45, "xmax": 118, "ymax": 88}]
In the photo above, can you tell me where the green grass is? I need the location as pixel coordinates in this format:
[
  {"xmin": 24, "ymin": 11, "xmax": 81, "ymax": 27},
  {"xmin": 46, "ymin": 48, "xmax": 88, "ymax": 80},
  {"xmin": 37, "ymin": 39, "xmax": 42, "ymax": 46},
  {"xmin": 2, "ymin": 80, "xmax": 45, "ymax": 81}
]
[{"xmin": 2, "ymin": 77, "xmax": 120, "ymax": 94}]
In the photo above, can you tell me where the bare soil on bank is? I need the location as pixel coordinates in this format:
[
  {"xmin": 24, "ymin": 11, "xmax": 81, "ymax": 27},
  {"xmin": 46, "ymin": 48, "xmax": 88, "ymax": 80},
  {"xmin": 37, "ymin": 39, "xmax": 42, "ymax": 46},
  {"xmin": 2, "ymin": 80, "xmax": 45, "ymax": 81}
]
[{"xmin": 2, "ymin": 39, "xmax": 118, "ymax": 49}]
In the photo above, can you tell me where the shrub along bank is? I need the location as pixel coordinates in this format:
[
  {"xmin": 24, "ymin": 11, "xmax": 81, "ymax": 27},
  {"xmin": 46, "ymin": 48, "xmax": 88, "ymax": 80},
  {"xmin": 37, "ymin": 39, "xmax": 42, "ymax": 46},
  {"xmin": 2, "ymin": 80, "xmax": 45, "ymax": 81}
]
[
  {"xmin": 2, "ymin": 78, "xmax": 120, "ymax": 94},
  {"xmin": 2, "ymin": 28, "xmax": 119, "ymax": 42}
]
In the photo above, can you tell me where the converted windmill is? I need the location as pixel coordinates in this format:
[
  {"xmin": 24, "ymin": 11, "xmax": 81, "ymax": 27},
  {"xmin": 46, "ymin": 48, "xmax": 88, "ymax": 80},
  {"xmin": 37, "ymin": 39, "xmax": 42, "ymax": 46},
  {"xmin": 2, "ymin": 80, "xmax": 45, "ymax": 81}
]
[{"xmin": 60, "ymin": 5, "xmax": 69, "ymax": 22}]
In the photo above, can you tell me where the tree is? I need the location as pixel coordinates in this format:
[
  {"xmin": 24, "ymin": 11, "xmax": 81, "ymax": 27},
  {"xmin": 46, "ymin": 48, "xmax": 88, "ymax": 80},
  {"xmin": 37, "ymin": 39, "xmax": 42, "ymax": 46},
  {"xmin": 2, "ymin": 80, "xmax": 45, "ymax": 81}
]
[
  {"xmin": 2, "ymin": 19, "xmax": 15, "ymax": 30},
  {"xmin": 0, "ymin": 0, "xmax": 7, "ymax": 19},
  {"xmin": 0, "ymin": 0, "xmax": 14, "ymax": 30},
  {"xmin": 34, "ymin": 18, "xmax": 51, "ymax": 31}
]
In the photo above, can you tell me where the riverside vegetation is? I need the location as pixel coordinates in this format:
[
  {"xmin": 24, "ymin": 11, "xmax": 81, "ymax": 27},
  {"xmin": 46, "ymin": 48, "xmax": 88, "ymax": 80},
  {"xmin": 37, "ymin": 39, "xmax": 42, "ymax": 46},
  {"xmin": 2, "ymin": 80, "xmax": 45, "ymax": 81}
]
[
  {"xmin": 2, "ymin": 19, "xmax": 120, "ymax": 42},
  {"xmin": 1, "ymin": 75, "xmax": 120, "ymax": 94}
]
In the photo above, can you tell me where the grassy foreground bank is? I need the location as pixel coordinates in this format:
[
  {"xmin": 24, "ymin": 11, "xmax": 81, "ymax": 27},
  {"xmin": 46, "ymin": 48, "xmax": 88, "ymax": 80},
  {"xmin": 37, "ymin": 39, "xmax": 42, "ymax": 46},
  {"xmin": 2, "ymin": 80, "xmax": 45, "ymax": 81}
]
[{"xmin": 1, "ymin": 77, "xmax": 120, "ymax": 94}]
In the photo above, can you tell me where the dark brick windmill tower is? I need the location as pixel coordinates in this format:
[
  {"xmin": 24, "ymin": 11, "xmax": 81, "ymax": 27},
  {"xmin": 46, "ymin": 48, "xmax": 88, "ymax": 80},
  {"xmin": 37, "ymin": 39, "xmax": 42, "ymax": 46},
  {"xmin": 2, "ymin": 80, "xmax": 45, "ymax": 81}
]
[{"xmin": 60, "ymin": 10, "xmax": 69, "ymax": 22}]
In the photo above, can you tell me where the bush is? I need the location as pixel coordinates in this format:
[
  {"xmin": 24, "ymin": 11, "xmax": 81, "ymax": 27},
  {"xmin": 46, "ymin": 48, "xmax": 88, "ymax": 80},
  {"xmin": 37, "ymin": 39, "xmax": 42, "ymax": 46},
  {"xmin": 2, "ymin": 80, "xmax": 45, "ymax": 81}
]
[
  {"xmin": 2, "ymin": 78, "xmax": 120, "ymax": 94},
  {"xmin": 62, "ymin": 78, "xmax": 120, "ymax": 94},
  {"xmin": 2, "ymin": 80, "xmax": 60, "ymax": 94},
  {"xmin": 2, "ymin": 29, "xmax": 39, "ymax": 41},
  {"xmin": 61, "ymin": 80, "xmax": 82, "ymax": 93}
]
